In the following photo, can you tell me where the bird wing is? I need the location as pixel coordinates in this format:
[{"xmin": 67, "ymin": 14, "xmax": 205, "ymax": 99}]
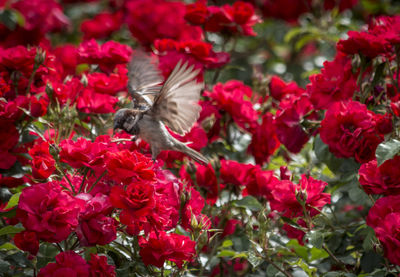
[
  {"xmin": 127, "ymin": 50, "xmax": 164, "ymax": 109},
  {"xmin": 150, "ymin": 60, "xmax": 203, "ymax": 135}
]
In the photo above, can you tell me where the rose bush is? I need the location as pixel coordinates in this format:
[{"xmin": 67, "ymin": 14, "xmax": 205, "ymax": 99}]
[{"xmin": 1, "ymin": 0, "xmax": 400, "ymax": 276}]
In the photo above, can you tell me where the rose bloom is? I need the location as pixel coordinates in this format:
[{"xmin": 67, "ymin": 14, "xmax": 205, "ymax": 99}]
[
  {"xmin": 75, "ymin": 193, "xmax": 116, "ymax": 246},
  {"xmin": 274, "ymin": 94, "xmax": 315, "ymax": 153},
  {"xmin": 38, "ymin": 251, "xmax": 90, "ymax": 277},
  {"xmin": 16, "ymin": 182, "xmax": 80, "ymax": 242},
  {"xmin": 125, "ymin": 0, "xmax": 202, "ymax": 47},
  {"xmin": 88, "ymin": 253, "xmax": 116, "ymax": 277},
  {"xmin": 139, "ymin": 231, "xmax": 196, "ymax": 268},
  {"xmin": 359, "ymin": 156, "xmax": 400, "ymax": 195},
  {"xmin": 248, "ymin": 113, "xmax": 280, "ymax": 165},
  {"xmin": 29, "ymin": 140, "xmax": 55, "ymax": 179},
  {"xmin": 268, "ymin": 174, "xmax": 331, "ymax": 218},
  {"xmin": 204, "ymin": 80, "xmax": 258, "ymax": 132},
  {"xmin": 81, "ymin": 11, "xmax": 123, "ymax": 40},
  {"xmin": 268, "ymin": 75, "xmax": 304, "ymax": 101},
  {"xmin": 320, "ymin": 100, "xmax": 383, "ymax": 163},
  {"xmin": 105, "ymin": 149, "xmax": 155, "ymax": 184},
  {"xmin": 13, "ymin": 230, "xmax": 39, "ymax": 256},
  {"xmin": 109, "ymin": 181, "xmax": 155, "ymax": 224},
  {"xmin": 367, "ymin": 195, "xmax": 400, "ymax": 266},
  {"xmin": 307, "ymin": 52, "xmax": 357, "ymax": 110}
]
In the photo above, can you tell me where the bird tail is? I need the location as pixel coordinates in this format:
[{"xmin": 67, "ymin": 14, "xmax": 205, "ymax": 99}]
[{"xmin": 174, "ymin": 142, "xmax": 209, "ymax": 165}]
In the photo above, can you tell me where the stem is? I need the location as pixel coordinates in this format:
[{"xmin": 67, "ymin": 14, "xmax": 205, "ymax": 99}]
[
  {"xmin": 78, "ymin": 167, "xmax": 90, "ymax": 193},
  {"xmin": 322, "ymin": 244, "xmax": 350, "ymax": 273},
  {"xmin": 26, "ymin": 64, "xmax": 39, "ymax": 95},
  {"xmin": 55, "ymin": 243, "xmax": 64, "ymax": 252},
  {"xmin": 264, "ymin": 255, "xmax": 294, "ymax": 277},
  {"xmin": 87, "ymin": 170, "xmax": 107, "ymax": 193}
]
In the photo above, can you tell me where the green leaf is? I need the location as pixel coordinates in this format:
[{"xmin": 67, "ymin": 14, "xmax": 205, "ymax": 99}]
[
  {"xmin": 232, "ymin": 196, "xmax": 263, "ymax": 212},
  {"xmin": 309, "ymin": 247, "xmax": 329, "ymax": 261},
  {"xmin": 360, "ymin": 251, "xmax": 384, "ymax": 273},
  {"xmin": 375, "ymin": 139, "xmax": 400, "ymax": 166},
  {"xmin": 4, "ymin": 192, "xmax": 21, "ymax": 210},
  {"xmin": 0, "ymin": 243, "xmax": 19, "ymax": 251},
  {"xmin": 221, "ymin": 240, "xmax": 233, "ymax": 248},
  {"xmin": 0, "ymin": 226, "xmax": 24, "ymax": 237},
  {"xmin": 287, "ymin": 240, "xmax": 308, "ymax": 261},
  {"xmin": 217, "ymin": 250, "xmax": 236, "ymax": 257},
  {"xmin": 307, "ymin": 231, "xmax": 324, "ymax": 249},
  {"xmin": 247, "ymin": 250, "xmax": 263, "ymax": 268}
]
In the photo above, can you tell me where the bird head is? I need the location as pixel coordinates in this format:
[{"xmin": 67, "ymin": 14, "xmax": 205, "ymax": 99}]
[{"xmin": 113, "ymin": 108, "xmax": 131, "ymax": 132}]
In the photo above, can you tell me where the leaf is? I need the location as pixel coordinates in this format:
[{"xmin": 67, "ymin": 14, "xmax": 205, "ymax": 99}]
[
  {"xmin": 247, "ymin": 250, "xmax": 263, "ymax": 268},
  {"xmin": 287, "ymin": 240, "xmax": 308, "ymax": 261},
  {"xmin": 307, "ymin": 231, "xmax": 324, "ymax": 249},
  {"xmin": 232, "ymin": 196, "xmax": 263, "ymax": 212},
  {"xmin": 4, "ymin": 192, "xmax": 21, "ymax": 210},
  {"xmin": 0, "ymin": 243, "xmax": 19, "ymax": 251},
  {"xmin": 375, "ymin": 139, "xmax": 400, "ymax": 166},
  {"xmin": 360, "ymin": 251, "xmax": 384, "ymax": 273},
  {"xmin": 217, "ymin": 250, "xmax": 236, "ymax": 257},
  {"xmin": 0, "ymin": 226, "xmax": 24, "ymax": 237},
  {"xmin": 309, "ymin": 247, "xmax": 329, "ymax": 261},
  {"xmin": 221, "ymin": 240, "xmax": 233, "ymax": 248}
]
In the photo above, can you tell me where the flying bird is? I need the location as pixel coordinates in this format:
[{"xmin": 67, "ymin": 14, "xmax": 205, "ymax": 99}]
[{"xmin": 113, "ymin": 51, "xmax": 208, "ymax": 165}]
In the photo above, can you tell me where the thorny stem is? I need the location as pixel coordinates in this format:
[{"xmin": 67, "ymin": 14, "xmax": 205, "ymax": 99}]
[
  {"xmin": 264, "ymin": 255, "xmax": 294, "ymax": 277},
  {"xmin": 87, "ymin": 170, "xmax": 107, "ymax": 193},
  {"xmin": 322, "ymin": 244, "xmax": 350, "ymax": 273}
]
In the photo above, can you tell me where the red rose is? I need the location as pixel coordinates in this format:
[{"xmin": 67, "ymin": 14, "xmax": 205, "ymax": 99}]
[
  {"xmin": 88, "ymin": 254, "xmax": 116, "ymax": 277},
  {"xmin": 81, "ymin": 11, "xmax": 123, "ymax": 40},
  {"xmin": 320, "ymin": 101, "xmax": 383, "ymax": 163},
  {"xmin": 185, "ymin": 1, "xmax": 208, "ymax": 25},
  {"xmin": 78, "ymin": 39, "xmax": 132, "ymax": 72},
  {"xmin": 307, "ymin": 53, "xmax": 357, "ymax": 110},
  {"xmin": 248, "ymin": 113, "xmax": 280, "ymax": 164},
  {"xmin": 77, "ymin": 88, "xmax": 118, "ymax": 114},
  {"xmin": 125, "ymin": 0, "xmax": 202, "ymax": 47},
  {"xmin": 29, "ymin": 140, "xmax": 55, "ymax": 179},
  {"xmin": 275, "ymin": 94, "xmax": 315, "ymax": 153},
  {"xmin": 204, "ymin": 80, "xmax": 258, "ymax": 132},
  {"xmin": 0, "ymin": 120, "xmax": 19, "ymax": 169},
  {"xmin": 337, "ymin": 31, "xmax": 391, "ymax": 59},
  {"xmin": 110, "ymin": 182, "xmax": 155, "ymax": 224},
  {"xmin": 13, "ymin": 230, "xmax": 39, "ymax": 256},
  {"xmin": 30, "ymin": 96, "xmax": 48, "ymax": 117},
  {"xmin": 269, "ymin": 76, "xmax": 304, "ymax": 101},
  {"xmin": 16, "ymin": 182, "xmax": 80, "ymax": 242},
  {"xmin": 181, "ymin": 186, "xmax": 207, "ymax": 231},
  {"xmin": 76, "ymin": 194, "xmax": 116, "ymax": 246},
  {"xmin": 282, "ymin": 219, "xmax": 308, "ymax": 245},
  {"xmin": 367, "ymin": 195, "xmax": 400, "ymax": 265},
  {"xmin": 262, "ymin": 0, "xmax": 310, "ymax": 23},
  {"xmin": 105, "ymin": 150, "xmax": 155, "ymax": 184},
  {"xmin": 38, "ymin": 251, "xmax": 90, "ymax": 277},
  {"xmin": 53, "ymin": 45, "xmax": 78, "ymax": 77},
  {"xmin": 59, "ymin": 137, "xmax": 109, "ymax": 171},
  {"xmin": 359, "ymin": 157, "xmax": 400, "ymax": 195},
  {"xmin": 139, "ymin": 231, "xmax": 196, "ymax": 268},
  {"xmin": 268, "ymin": 175, "xmax": 331, "ymax": 218},
  {"xmin": 51, "ymin": 77, "xmax": 83, "ymax": 107}
]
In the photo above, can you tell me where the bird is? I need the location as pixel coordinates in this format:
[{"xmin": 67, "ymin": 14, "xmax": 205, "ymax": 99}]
[{"xmin": 113, "ymin": 51, "xmax": 209, "ymax": 165}]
